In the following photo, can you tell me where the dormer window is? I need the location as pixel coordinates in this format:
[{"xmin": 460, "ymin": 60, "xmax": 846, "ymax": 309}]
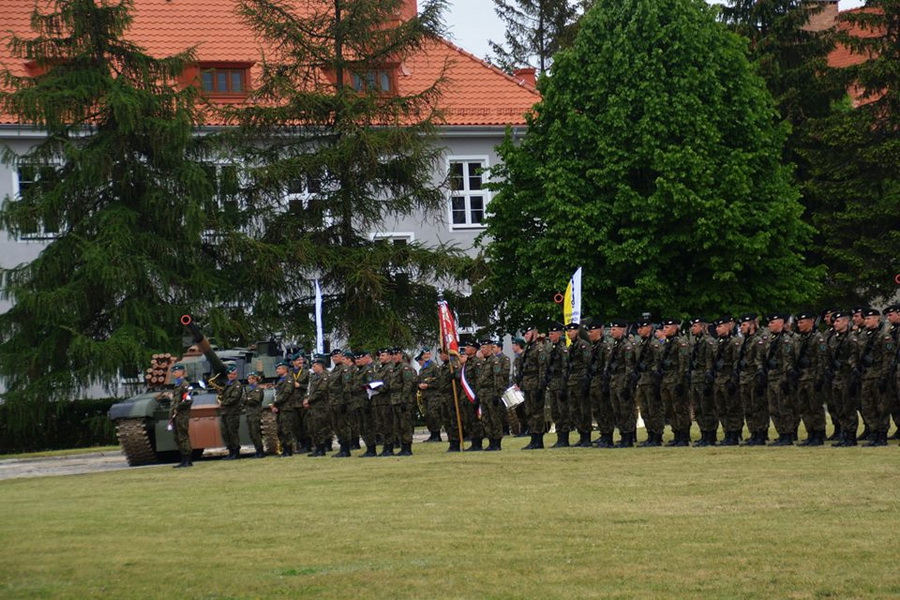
[
  {"xmin": 193, "ymin": 63, "xmax": 253, "ymax": 97},
  {"xmin": 351, "ymin": 69, "xmax": 393, "ymax": 93}
]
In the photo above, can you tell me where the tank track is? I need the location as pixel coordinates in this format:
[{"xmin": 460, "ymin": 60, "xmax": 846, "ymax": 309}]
[
  {"xmin": 114, "ymin": 418, "xmax": 158, "ymax": 466},
  {"xmin": 261, "ymin": 411, "xmax": 280, "ymax": 455}
]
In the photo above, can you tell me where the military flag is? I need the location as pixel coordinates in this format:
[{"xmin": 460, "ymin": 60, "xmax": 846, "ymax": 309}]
[
  {"xmin": 564, "ymin": 267, "xmax": 582, "ymax": 346},
  {"xmin": 437, "ymin": 299, "xmax": 466, "ymax": 441}
]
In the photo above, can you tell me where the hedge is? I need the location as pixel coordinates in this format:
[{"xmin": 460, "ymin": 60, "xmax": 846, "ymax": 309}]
[{"xmin": 0, "ymin": 397, "xmax": 119, "ymax": 454}]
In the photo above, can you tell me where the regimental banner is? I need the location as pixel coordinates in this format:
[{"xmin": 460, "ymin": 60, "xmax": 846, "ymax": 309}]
[
  {"xmin": 564, "ymin": 267, "xmax": 582, "ymax": 346},
  {"xmin": 438, "ymin": 300, "xmax": 459, "ymax": 354}
]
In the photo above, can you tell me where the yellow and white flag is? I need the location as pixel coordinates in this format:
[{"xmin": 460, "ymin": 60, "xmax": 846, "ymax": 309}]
[{"xmin": 563, "ymin": 267, "xmax": 582, "ymax": 346}]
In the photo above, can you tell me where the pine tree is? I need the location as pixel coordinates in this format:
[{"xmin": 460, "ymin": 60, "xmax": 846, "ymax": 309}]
[
  {"xmin": 481, "ymin": 0, "xmax": 821, "ymax": 329},
  {"xmin": 801, "ymin": 0, "xmax": 900, "ymax": 304},
  {"xmin": 227, "ymin": 0, "xmax": 469, "ymax": 349},
  {"xmin": 488, "ymin": 0, "xmax": 582, "ymax": 74},
  {"xmin": 0, "ymin": 0, "xmax": 227, "ymax": 402}
]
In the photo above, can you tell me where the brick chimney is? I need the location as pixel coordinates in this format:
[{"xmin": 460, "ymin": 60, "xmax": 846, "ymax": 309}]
[
  {"xmin": 803, "ymin": 0, "xmax": 839, "ymax": 32},
  {"xmin": 513, "ymin": 67, "xmax": 536, "ymax": 87}
]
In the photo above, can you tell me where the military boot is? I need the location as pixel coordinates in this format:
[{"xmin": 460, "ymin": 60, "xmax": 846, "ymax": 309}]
[
  {"xmin": 465, "ymin": 437, "xmax": 484, "ymax": 451},
  {"xmin": 351, "ymin": 438, "xmax": 362, "ymax": 450},
  {"xmin": 809, "ymin": 430, "xmax": 825, "ymax": 446},
  {"xmin": 446, "ymin": 440, "xmax": 461, "ymax": 452},
  {"xmin": 425, "ymin": 431, "xmax": 442, "ymax": 443},
  {"xmin": 522, "ymin": 434, "xmax": 537, "ymax": 450},
  {"xmin": 551, "ymin": 431, "xmax": 570, "ymax": 448},
  {"xmin": 253, "ymin": 445, "xmax": 266, "ymax": 458},
  {"xmin": 865, "ymin": 431, "xmax": 888, "ymax": 447},
  {"xmin": 280, "ymin": 444, "xmax": 293, "ymax": 457},
  {"xmin": 858, "ymin": 425, "xmax": 870, "ymax": 441},
  {"xmin": 397, "ymin": 442, "xmax": 413, "ymax": 456},
  {"xmin": 826, "ymin": 423, "xmax": 842, "ymax": 441},
  {"xmin": 332, "ymin": 443, "xmax": 351, "ymax": 458},
  {"xmin": 379, "ymin": 444, "xmax": 395, "ymax": 457},
  {"xmin": 360, "ymin": 446, "xmax": 378, "ymax": 458},
  {"xmin": 173, "ymin": 454, "xmax": 191, "ymax": 468},
  {"xmin": 595, "ymin": 433, "xmax": 614, "ymax": 448},
  {"xmin": 484, "ymin": 438, "xmax": 498, "ymax": 451},
  {"xmin": 496, "ymin": 438, "xmax": 503, "ymax": 451},
  {"xmin": 673, "ymin": 430, "xmax": 690, "ymax": 447},
  {"xmin": 534, "ymin": 433, "xmax": 545, "ymax": 449}
]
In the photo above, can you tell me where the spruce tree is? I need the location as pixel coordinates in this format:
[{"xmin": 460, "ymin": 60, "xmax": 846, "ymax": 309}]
[
  {"xmin": 488, "ymin": 0, "xmax": 582, "ymax": 74},
  {"xmin": 482, "ymin": 0, "xmax": 820, "ymax": 328},
  {"xmin": 228, "ymin": 0, "xmax": 469, "ymax": 349},
  {"xmin": 802, "ymin": 0, "xmax": 900, "ymax": 304},
  {"xmin": 0, "ymin": 0, "xmax": 225, "ymax": 402}
]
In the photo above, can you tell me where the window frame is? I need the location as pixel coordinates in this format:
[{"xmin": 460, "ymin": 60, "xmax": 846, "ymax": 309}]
[
  {"xmin": 197, "ymin": 63, "xmax": 252, "ymax": 97},
  {"xmin": 446, "ymin": 156, "xmax": 490, "ymax": 231},
  {"xmin": 12, "ymin": 163, "xmax": 64, "ymax": 242}
]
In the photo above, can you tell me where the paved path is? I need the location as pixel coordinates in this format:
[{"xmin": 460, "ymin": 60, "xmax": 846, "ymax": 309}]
[{"xmin": 0, "ymin": 450, "xmax": 154, "ymax": 481}]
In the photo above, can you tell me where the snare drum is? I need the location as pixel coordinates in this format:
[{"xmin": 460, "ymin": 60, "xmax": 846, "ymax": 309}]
[{"xmin": 501, "ymin": 385, "xmax": 525, "ymax": 410}]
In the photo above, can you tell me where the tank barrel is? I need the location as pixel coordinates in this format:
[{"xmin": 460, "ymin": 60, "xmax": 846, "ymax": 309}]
[{"xmin": 180, "ymin": 314, "xmax": 228, "ymax": 376}]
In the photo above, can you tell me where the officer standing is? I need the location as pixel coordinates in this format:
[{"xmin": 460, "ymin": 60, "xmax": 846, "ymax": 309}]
[
  {"xmin": 511, "ymin": 337, "xmax": 529, "ymax": 437},
  {"xmin": 168, "ymin": 364, "xmax": 193, "ymax": 468},
  {"xmin": 243, "ymin": 371, "xmax": 266, "ymax": 458},
  {"xmin": 438, "ymin": 348, "xmax": 464, "ymax": 452},
  {"xmin": 327, "ymin": 349, "xmax": 352, "ymax": 457},
  {"xmin": 885, "ymin": 305, "xmax": 900, "ymax": 439},
  {"xmin": 587, "ymin": 321, "xmax": 614, "ymax": 448},
  {"xmin": 546, "ymin": 323, "xmax": 570, "ymax": 447},
  {"xmin": 304, "ymin": 356, "xmax": 331, "ymax": 457},
  {"xmin": 373, "ymin": 348, "xmax": 396, "ymax": 456},
  {"xmin": 828, "ymin": 311, "xmax": 861, "ymax": 447},
  {"xmin": 290, "ymin": 353, "xmax": 310, "ymax": 453},
  {"xmin": 564, "ymin": 322, "xmax": 593, "ymax": 448},
  {"xmin": 217, "ymin": 364, "xmax": 243, "ymax": 460},
  {"xmin": 477, "ymin": 339, "xmax": 504, "ymax": 451},
  {"xmin": 758, "ymin": 313, "xmax": 797, "ymax": 446},
  {"xmin": 459, "ymin": 342, "xmax": 485, "ymax": 451},
  {"xmin": 609, "ymin": 320, "xmax": 636, "ymax": 447},
  {"xmin": 393, "ymin": 349, "xmax": 417, "ymax": 457},
  {"xmin": 354, "ymin": 350, "xmax": 379, "ymax": 458},
  {"xmin": 713, "ymin": 317, "xmax": 743, "ymax": 445},
  {"xmin": 737, "ymin": 314, "xmax": 768, "ymax": 445},
  {"xmin": 492, "ymin": 341, "xmax": 513, "ymax": 436},
  {"xmin": 631, "ymin": 318, "xmax": 661, "ymax": 447},
  {"xmin": 858, "ymin": 308, "xmax": 893, "ymax": 447}
]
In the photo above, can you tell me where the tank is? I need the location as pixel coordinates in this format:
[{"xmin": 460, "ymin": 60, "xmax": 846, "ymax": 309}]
[{"xmin": 108, "ymin": 315, "xmax": 284, "ymax": 466}]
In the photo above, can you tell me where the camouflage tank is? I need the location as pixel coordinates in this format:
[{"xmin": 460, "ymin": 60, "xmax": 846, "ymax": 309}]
[{"xmin": 108, "ymin": 315, "xmax": 285, "ymax": 466}]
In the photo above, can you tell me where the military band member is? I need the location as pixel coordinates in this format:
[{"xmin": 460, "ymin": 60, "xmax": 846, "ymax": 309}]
[
  {"xmin": 417, "ymin": 349, "xmax": 443, "ymax": 443},
  {"xmin": 564, "ymin": 322, "xmax": 593, "ymax": 447},
  {"xmin": 217, "ymin": 363, "xmax": 243, "ymax": 460},
  {"xmin": 304, "ymin": 356, "xmax": 331, "ymax": 457},
  {"xmin": 273, "ymin": 360, "xmax": 297, "ymax": 457},
  {"xmin": 168, "ymin": 364, "xmax": 193, "ymax": 468},
  {"xmin": 521, "ymin": 325, "xmax": 550, "ymax": 450},
  {"xmin": 793, "ymin": 312, "xmax": 827, "ymax": 446},
  {"xmin": 687, "ymin": 317, "xmax": 717, "ymax": 447},
  {"xmin": 243, "ymin": 371, "xmax": 266, "ymax": 458}
]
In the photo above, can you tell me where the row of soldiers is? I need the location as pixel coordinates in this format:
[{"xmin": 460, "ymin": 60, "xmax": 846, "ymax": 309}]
[{"xmin": 511, "ymin": 306, "xmax": 900, "ymax": 450}]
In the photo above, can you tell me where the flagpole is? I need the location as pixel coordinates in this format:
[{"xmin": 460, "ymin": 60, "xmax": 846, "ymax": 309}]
[
  {"xmin": 449, "ymin": 365, "xmax": 465, "ymax": 447},
  {"xmin": 438, "ymin": 298, "xmax": 465, "ymax": 446}
]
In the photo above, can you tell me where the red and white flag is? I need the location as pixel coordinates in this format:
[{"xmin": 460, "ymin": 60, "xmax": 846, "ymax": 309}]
[
  {"xmin": 437, "ymin": 300, "xmax": 459, "ymax": 354},
  {"xmin": 459, "ymin": 364, "xmax": 481, "ymax": 418}
]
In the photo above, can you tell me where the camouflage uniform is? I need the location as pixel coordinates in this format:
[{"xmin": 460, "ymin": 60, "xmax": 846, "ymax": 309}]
[
  {"xmin": 372, "ymin": 359, "xmax": 397, "ymax": 455},
  {"xmin": 687, "ymin": 327, "xmax": 717, "ymax": 445},
  {"xmin": 355, "ymin": 361, "xmax": 378, "ymax": 456},
  {"xmin": 418, "ymin": 359, "xmax": 443, "ymax": 440},
  {"xmin": 494, "ymin": 350, "xmax": 512, "ymax": 434},
  {"xmin": 218, "ymin": 377, "xmax": 243, "ymax": 457},
  {"xmin": 328, "ymin": 362, "xmax": 350, "ymax": 451},
  {"xmin": 521, "ymin": 336, "xmax": 550, "ymax": 448},
  {"xmin": 475, "ymin": 353, "xmax": 503, "ymax": 448},
  {"xmin": 170, "ymin": 378, "xmax": 193, "ymax": 462},
  {"xmin": 291, "ymin": 367, "xmax": 309, "ymax": 451},
  {"xmin": 827, "ymin": 328, "xmax": 860, "ymax": 446},
  {"xmin": 794, "ymin": 327, "xmax": 827, "ymax": 445},
  {"xmin": 242, "ymin": 382, "xmax": 265, "ymax": 455},
  {"xmin": 632, "ymin": 334, "xmax": 662, "ymax": 446},
  {"xmin": 657, "ymin": 333, "xmax": 689, "ymax": 445},
  {"xmin": 857, "ymin": 324, "xmax": 894, "ymax": 445},
  {"xmin": 756, "ymin": 328, "xmax": 796, "ymax": 445},
  {"xmin": 610, "ymin": 334, "xmax": 636, "ymax": 446},
  {"xmin": 566, "ymin": 334, "xmax": 593, "ymax": 447},
  {"xmin": 714, "ymin": 330, "xmax": 743, "ymax": 445},
  {"xmin": 273, "ymin": 373, "xmax": 297, "ymax": 455},
  {"xmin": 439, "ymin": 359, "xmax": 464, "ymax": 447},
  {"xmin": 547, "ymin": 338, "xmax": 569, "ymax": 441},
  {"xmin": 737, "ymin": 328, "xmax": 769, "ymax": 442},
  {"xmin": 589, "ymin": 335, "xmax": 614, "ymax": 447},
  {"xmin": 305, "ymin": 368, "xmax": 331, "ymax": 455},
  {"xmin": 393, "ymin": 359, "xmax": 417, "ymax": 455},
  {"xmin": 461, "ymin": 354, "xmax": 485, "ymax": 447}
]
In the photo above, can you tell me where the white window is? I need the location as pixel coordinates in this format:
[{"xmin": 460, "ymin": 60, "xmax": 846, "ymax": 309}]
[
  {"xmin": 448, "ymin": 158, "xmax": 489, "ymax": 230},
  {"xmin": 371, "ymin": 232, "xmax": 414, "ymax": 246},
  {"xmin": 13, "ymin": 164, "xmax": 64, "ymax": 241}
]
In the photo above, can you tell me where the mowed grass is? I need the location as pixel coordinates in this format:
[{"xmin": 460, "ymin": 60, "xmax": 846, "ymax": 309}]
[{"xmin": 2, "ymin": 433, "xmax": 899, "ymax": 600}]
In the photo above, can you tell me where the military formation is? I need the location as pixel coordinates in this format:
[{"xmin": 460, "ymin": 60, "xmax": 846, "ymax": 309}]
[{"xmin": 167, "ymin": 305, "xmax": 900, "ymax": 467}]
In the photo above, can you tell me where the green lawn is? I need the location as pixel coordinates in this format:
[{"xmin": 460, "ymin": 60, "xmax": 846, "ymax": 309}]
[{"xmin": 2, "ymin": 435, "xmax": 899, "ymax": 599}]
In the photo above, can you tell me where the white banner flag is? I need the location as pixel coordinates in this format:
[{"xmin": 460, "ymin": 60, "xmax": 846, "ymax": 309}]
[{"xmin": 314, "ymin": 279, "xmax": 324, "ymax": 355}]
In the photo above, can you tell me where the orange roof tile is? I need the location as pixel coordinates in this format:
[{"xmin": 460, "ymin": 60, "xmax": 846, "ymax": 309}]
[
  {"xmin": 826, "ymin": 7, "xmax": 885, "ymax": 107},
  {"xmin": 0, "ymin": 0, "xmax": 538, "ymax": 126}
]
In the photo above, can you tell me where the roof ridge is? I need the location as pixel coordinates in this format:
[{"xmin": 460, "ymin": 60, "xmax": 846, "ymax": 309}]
[{"xmin": 434, "ymin": 35, "xmax": 539, "ymax": 96}]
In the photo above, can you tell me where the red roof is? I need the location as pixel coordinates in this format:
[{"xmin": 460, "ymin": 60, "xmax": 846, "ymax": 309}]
[
  {"xmin": 0, "ymin": 0, "xmax": 538, "ymax": 126},
  {"xmin": 827, "ymin": 7, "xmax": 885, "ymax": 107}
]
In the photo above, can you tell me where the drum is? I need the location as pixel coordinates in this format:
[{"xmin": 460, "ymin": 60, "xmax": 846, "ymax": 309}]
[{"xmin": 501, "ymin": 385, "xmax": 525, "ymax": 410}]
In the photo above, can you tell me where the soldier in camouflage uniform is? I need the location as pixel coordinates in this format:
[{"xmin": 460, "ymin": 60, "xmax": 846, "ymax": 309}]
[
  {"xmin": 686, "ymin": 318, "xmax": 717, "ymax": 447},
  {"xmin": 417, "ymin": 349, "xmax": 443, "ymax": 443},
  {"xmin": 586, "ymin": 322, "xmax": 614, "ymax": 448},
  {"xmin": 656, "ymin": 319, "xmax": 690, "ymax": 446},
  {"xmin": 521, "ymin": 325, "xmax": 550, "ymax": 450},
  {"xmin": 242, "ymin": 371, "xmax": 266, "ymax": 458},
  {"xmin": 373, "ymin": 348, "xmax": 397, "ymax": 456},
  {"xmin": 630, "ymin": 319, "xmax": 662, "ymax": 447},
  {"xmin": 217, "ymin": 364, "xmax": 244, "ymax": 460},
  {"xmin": 325, "ymin": 350, "xmax": 348, "ymax": 457},
  {"xmin": 546, "ymin": 323, "xmax": 570, "ymax": 447},
  {"xmin": 392, "ymin": 349, "xmax": 417, "ymax": 456},
  {"xmin": 756, "ymin": 314, "xmax": 797, "ymax": 446},
  {"xmin": 737, "ymin": 314, "xmax": 769, "ymax": 446},
  {"xmin": 272, "ymin": 360, "xmax": 297, "ymax": 457},
  {"xmin": 885, "ymin": 305, "xmax": 900, "ymax": 439},
  {"xmin": 820, "ymin": 309, "xmax": 842, "ymax": 440},
  {"xmin": 290, "ymin": 353, "xmax": 311, "ymax": 453},
  {"xmin": 857, "ymin": 308, "xmax": 894, "ymax": 447},
  {"xmin": 564, "ymin": 322, "xmax": 594, "ymax": 448},
  {"xmin": 438, "ymin": 349, "xmax": 464, "ymax": 452},
  {"xmin": 475, "ymin": 339, "xmax": 504, "ymax": 451},
  {"xmin": 793, "ymin": 312, "xmax": 827, "ymax": 446},
  {"xmin": 828, "ymin": 311, "xmax": 861, "ymax": 447},
  {"xmin": 304, "ymin": 356, "xmax": 331, "ymax": 457},
  {"xmin": 511, "ymin": 338, "xmax": 529, "ymax": 436},
  {"xmin": 354, "ymin": 351, "xmax": 379, "ymax": 458},
  {"xmin": 492, "ymin": 341, "xmax": 513, "ymax": 436},
  {"xmin": 168, "ymin": 364, "xmax": 194, "ymax": 468},
  {"xmin": 608, "ymin": 320, "xmax": 636, "ymax": 447},
  {"xmin": 713, "ymin": 317, "xmax": 743, "ymax": 445},
  {"xmin": 459, "ymin": 343, "xmax": 485, "ymax": 451}
]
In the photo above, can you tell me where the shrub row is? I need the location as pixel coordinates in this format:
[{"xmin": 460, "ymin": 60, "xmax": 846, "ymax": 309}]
[{"xmin": 0, "ymin": 398, "xmax": 119, "ymax": 454}]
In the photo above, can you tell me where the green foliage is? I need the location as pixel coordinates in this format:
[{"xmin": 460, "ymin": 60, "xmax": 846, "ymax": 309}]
[
  {"xmin": 224, "ymin": 0, "xmax": 471, "ymax": 350},
  {"xmin": 482, "ymin": 0, "xmax": 820, "ymax": 330},
  {"xmin": 0, "ymin": 0, "xmax": 225, "ymax": 402},
  {"xmin": 0, "ymin": 396, "xmax": 118, "ymax": 453},
  {"xmin": 801, "ymin": 1, "xmax": 900, "ymax": 305},
  {"xmin": 488, "ymin": 0, "xmax": 584, "ymax": 73}
]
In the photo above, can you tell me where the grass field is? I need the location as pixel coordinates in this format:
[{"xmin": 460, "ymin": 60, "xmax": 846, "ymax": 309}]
[{"xmin": 2, "ymin": 432, "xmax": 899, "ymax": 600}]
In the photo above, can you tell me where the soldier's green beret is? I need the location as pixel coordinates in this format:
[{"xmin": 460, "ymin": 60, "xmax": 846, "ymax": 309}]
[
  {"xmin": 390, "ymin": 346, "xmax": 403, "ymax": 354},
  {"xmin": 863, "ymin": 308, "xmax": 881, "ymax": 317},
  {"xmin": 225, "ymin": 364, "xmax": 238, "ymax": 374},
  {"xmin": 716, "ymin": 316, "xmax": 734, "ymax": 325},
  {"xmin": 511, "ymin": 337, "xmax": 526, "ymax": 346},
  {"xmin": 170, "ymin": 363, "xmax": 186, "ymax": 372},
  {"xmin": 635, "ymin": 319, "xmax": 653, "ymax": 328},
  {"xmin": 587, "ymin": 322, "xmax": 604, "ymax": 331},
  {"xmin": 275, "ymin": 360, "xmax": 290, "ymax": 368},
  {"xmin": 478, "ymin": 339, "xmax": 493, "ymax": 346},
  {"xmin": 312, "ymin": 356, "xmax": 327, "ymax": 366},
  {"xmin": 355, "ymin": 349, "xmax": 370, "ymax": 357},
  {"xmin": 852, "ymin": 307, "xmax": 865, "ymax": 315}
]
